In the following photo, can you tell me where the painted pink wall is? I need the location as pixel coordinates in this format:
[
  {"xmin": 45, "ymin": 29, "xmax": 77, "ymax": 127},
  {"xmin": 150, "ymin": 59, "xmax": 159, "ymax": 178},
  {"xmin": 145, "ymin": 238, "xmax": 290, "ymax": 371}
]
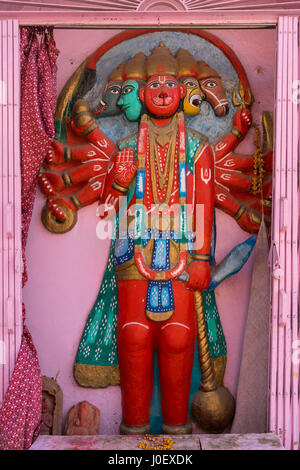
[{"xmin": 23, "ymin": 28, "xmax": 276, "ymax": 435}]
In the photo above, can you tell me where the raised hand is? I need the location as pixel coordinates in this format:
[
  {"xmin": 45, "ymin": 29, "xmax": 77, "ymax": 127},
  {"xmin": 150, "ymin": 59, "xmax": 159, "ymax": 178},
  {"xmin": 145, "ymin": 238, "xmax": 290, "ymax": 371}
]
[{"xmin": 114, "ymin": 147, "xmax": 138, "ymax": 188}]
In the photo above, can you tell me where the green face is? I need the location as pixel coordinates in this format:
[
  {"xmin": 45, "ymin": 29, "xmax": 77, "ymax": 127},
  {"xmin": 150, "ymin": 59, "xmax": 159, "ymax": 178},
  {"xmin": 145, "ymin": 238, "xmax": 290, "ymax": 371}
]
[{"xmin": 118, "ymin": 79, "xmax": 142, "ymax": 121}]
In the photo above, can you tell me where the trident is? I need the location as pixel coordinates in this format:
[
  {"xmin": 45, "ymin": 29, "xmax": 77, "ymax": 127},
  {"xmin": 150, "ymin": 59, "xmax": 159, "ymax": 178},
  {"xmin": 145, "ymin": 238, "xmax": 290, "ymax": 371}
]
[{"xmin": 232, "ymin": 81, "xmax": 254, "ymax": 108}]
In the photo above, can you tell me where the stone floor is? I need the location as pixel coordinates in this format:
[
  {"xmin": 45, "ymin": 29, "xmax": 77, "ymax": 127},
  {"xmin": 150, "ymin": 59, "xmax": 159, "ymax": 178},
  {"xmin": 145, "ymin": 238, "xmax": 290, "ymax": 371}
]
[{"xmin": 30, "ymin": 433, "xmax": 284, "ymax": 451}]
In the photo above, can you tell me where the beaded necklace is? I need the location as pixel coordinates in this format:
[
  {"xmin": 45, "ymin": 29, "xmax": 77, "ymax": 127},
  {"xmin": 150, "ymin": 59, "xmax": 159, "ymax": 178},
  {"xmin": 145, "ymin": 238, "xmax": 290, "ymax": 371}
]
[{"xmin": 134, "ymin": 112, "xmax": 188, "ymax": 281}]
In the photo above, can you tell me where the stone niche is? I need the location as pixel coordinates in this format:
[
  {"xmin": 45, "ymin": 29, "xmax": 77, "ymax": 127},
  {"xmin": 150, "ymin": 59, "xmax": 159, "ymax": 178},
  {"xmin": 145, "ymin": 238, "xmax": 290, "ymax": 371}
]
[{"xmin": 41, "ymin": 376, "xmax": 63, "ymax": 435}]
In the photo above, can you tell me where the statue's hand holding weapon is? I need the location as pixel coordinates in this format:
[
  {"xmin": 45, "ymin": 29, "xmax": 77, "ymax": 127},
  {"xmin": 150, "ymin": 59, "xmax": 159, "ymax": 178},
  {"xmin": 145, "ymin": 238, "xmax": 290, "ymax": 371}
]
[
  {"xmin": 186, "ymin": 260, "xmax": 211, "ymax": 292},
  {"xmin": 233, "ymin": 106, "xmax": 252, "ymax": 140},
  {"xmin": 179, "ymin": 267, "xmax": 236, "ymax": 433},
  {"xmin": 192, "ymin": 288, "xmax": 235, "ymax": 433}
]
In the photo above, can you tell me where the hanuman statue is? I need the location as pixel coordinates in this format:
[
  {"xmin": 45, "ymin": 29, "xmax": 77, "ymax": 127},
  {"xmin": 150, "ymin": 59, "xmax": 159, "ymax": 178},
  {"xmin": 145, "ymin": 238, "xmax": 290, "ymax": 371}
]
[{"xmin": 39, "ymin": 41, "xmax": 272, "ymax": 434}]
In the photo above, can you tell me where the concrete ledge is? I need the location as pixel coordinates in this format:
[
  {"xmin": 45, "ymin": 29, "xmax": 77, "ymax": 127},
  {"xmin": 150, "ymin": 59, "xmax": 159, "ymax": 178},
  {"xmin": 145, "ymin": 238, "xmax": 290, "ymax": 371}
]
[
  {"xmin": 30, "ymin": 433, "xmax": 284, "ymax": 451},
  {"xmin": 200, "ymin": 433, "xmax": 284, "ymax": 450}
]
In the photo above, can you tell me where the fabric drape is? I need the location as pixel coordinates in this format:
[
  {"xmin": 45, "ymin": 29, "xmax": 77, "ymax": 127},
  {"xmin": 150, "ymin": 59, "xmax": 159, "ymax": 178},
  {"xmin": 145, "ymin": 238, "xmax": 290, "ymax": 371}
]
[
  {"xmin": 231, "ymin": 220, "xmax": 270, "ymax": 433},
  {"xmin": 0, "ymin": 26, "xmax": 59, "ymax": 450}
]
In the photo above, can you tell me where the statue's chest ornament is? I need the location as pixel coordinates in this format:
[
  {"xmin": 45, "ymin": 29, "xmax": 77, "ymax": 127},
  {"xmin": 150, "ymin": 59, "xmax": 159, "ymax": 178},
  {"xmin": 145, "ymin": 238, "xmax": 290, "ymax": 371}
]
[{"xmin": 134, "ymin": 113, "xmax": 188, "ymax": 289}]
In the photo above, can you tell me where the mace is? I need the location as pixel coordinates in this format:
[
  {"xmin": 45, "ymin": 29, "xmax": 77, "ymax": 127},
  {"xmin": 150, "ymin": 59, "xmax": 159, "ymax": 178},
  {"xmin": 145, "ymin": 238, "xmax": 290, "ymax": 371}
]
[
  {"xmin": 178, "ymin": 271, "xmax": 235, "ymax": 433},
  {"xmin": 192, "ymin": 290, "xmax": 235, "ymax": 433}
]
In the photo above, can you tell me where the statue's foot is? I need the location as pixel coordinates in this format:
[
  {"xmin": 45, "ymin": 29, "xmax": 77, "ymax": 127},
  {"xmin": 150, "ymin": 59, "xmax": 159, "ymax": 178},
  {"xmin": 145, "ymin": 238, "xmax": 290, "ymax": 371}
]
[
  {"xmin": 162, "ymin": 422, "xmax": 193, "ymax": 435},
  {"xmin": 120, "ymin": 423, "xmax": 150, "ymax": 435}
]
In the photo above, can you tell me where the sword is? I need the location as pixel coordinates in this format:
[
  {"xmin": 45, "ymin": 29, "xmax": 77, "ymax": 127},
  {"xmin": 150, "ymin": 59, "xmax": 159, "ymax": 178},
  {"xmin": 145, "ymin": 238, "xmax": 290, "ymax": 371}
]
[{"xmin": 177, "ymin": 235, "xmax": 256, "ymax": 288}]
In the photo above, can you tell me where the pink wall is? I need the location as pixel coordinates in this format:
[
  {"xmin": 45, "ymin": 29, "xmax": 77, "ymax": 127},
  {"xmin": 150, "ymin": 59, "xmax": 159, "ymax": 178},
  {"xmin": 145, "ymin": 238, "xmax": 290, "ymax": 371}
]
[{"xmin": 22, "ymin": 27, "xmax": 276, "ymax": 435}]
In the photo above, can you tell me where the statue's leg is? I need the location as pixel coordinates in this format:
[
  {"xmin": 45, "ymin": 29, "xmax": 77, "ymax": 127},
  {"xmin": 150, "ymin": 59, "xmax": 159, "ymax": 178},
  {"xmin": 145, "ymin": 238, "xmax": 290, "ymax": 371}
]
[
  {"xmin": 117, "ymin": 280, "xmax": 154, "ymax": 431},
  {"xmin": 157, "ymin": 280, "xmax": 196, "ymax": 432}
]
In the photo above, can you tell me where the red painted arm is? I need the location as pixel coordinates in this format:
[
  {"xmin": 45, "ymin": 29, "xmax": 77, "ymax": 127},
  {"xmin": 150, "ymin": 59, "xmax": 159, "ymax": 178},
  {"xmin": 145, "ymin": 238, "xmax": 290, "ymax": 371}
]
[
  {"xmin": 213, "ymin": 106, "xmax": 252, "ymax": 161},
  {"xmin": 186, "ymin": 144, "xmax": 214, "ymax": 291},
  {"xmin": 193, "ymin": 144, "xmax": 214, "ymax": 257}
]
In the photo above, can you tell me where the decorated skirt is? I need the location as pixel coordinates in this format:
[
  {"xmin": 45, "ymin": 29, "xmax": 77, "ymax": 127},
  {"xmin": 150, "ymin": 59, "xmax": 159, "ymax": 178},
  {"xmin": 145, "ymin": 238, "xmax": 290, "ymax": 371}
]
[{"xmin": 74, "ymin": 226, "xmax": 227, "ymax": 388}]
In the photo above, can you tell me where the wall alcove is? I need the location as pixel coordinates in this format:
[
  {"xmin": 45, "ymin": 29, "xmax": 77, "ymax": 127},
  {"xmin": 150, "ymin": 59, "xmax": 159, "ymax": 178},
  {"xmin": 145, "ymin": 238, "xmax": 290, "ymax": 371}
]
[{"xmin": 24, "ymin": 26, "xmax": 275, "ymax": 432}]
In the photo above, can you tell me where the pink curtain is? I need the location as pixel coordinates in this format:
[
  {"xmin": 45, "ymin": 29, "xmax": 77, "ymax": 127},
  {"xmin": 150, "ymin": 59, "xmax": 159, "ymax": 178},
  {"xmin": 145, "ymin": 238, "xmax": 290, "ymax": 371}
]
[{"xmin": 0, "ymin": 26, "xmax": 59, "ymax": 450}]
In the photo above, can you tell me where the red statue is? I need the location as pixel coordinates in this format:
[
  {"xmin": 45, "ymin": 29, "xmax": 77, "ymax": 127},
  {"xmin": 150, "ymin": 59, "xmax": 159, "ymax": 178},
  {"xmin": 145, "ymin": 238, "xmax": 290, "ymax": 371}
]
[{"xmin": 38, "ymin": 38, "xmax": 272, "ymax": 435}]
